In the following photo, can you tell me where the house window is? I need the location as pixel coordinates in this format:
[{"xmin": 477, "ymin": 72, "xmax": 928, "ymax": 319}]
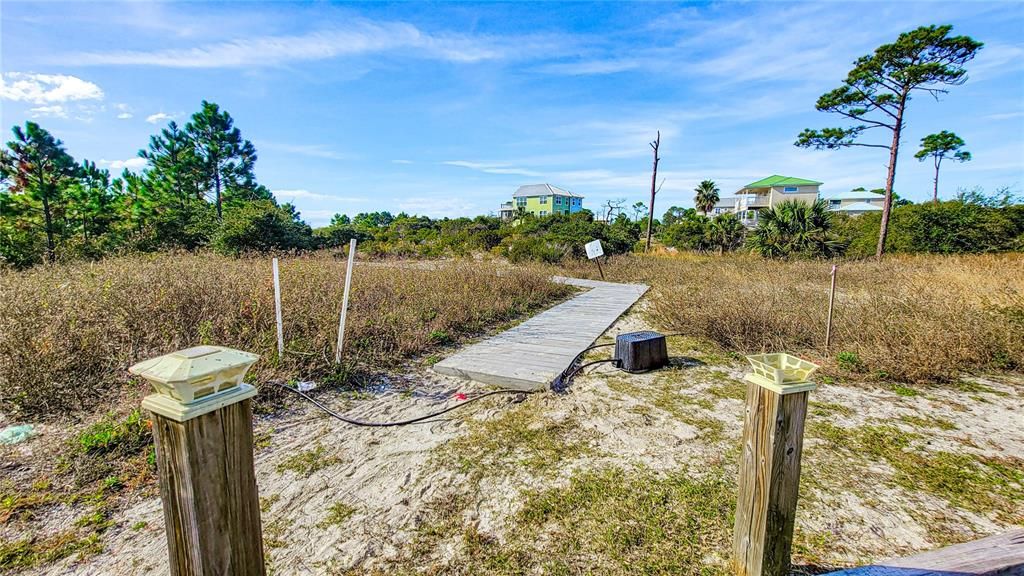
[
  {"xmin": 516, "ymin": 197, "xmax": 526, "ymax": 207},
  {"xmin": 554, "ymin": 196, "xmax": 562, "ymax": 205},
  {"xmin": 783, "ymin": 186, "xmax": 799, "ymax": 192},
  {"xmin": 829, "ymin": 200, "xmax": 841, "ymax": 209},
  {"xmin": 540, "ymin": 210, "xmax": 548, "ymax": 216},
  {"xmin": 539, "ymin": 196, "xmax": 548, "ymax": 204}
]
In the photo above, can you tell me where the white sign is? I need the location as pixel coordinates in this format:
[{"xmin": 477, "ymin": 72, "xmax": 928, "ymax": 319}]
[{"xmin": 585, "ymin": 240, "xmax": 604, "ymax": 260}]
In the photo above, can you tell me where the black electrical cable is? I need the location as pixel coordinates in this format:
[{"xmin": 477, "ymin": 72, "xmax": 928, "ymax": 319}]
[
  {"xmin": 559, "ymin": 342, "xmax": 615, "ymax": 378},
  {"xmin": 552, "ymin": 332, "xmax": 688, "ymax": 392},
  {"xmin": 563, "ymin": 358, "xmax": 617, "ymax": 381},
  {"xmin": 274, "ymin": 382, "xmax": 534, "ymax": 427}
]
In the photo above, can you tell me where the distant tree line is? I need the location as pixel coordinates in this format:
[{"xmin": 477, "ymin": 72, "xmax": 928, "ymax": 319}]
[
  {"xmin": 0, "ymin": 101, "xmax": 311, "ymax": 268},
  {"xmin": 315, "ymin": 209, "xmax": 642, "ymax": 263},
  {"xmin": 2, "ymin": 91, "xmax": 1018, "ymax": 268},
  {"xmin": 656, "ymin": 185, "xmax": 1023, "ymax": 259},
  {"xmin": 0, "ymin": 105, "xmax": 644, "ymax": 268}
]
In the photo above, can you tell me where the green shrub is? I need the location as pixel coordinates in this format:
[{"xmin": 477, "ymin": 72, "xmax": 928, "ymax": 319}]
[
  {"xmin": 502, "ymin": 236, "xmax": 566, "ymax": 264},
  {"xmin": 836, "ymin": 351, "xmax": 865, "ymax": 373},
  {"xmin": 76, "ymin": 410, "xmax": 152, "ymax": 457},
  {"xmin": 747, "ymin": 199, "xmax": 846, "ymax": 258},
  {"xmin": 836, "ymin": 200, "xmax": 1024, "ymax": 257},
  {"xmin": 212, "ymin": 200, "xmax": 314, "ymax": 255}
]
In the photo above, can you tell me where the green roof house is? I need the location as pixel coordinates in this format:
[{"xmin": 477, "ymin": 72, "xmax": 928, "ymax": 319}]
[
  {"xmin": 500, "ymin": 184, "xmax": 583, "ymax": 219},
  {"xmin": 730, "ymin": 175, "xmax": 823, "ymax": 226}
]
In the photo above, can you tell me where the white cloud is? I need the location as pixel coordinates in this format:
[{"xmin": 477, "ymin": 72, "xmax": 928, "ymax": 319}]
[
  {"xmin": 257, "ymin": 141, "xmax": 349, "ymax": 160},
  {"xmin": 114, "ymin": 103, "xmax": 133, "ymax": 119},
  {"xmin": 398, "ymin": 196, "xmax": 482, "ymax": 218},
  {"xmin": 29, "ymin": 105, "xmax": 68, "ymax": 118},
  {"xmin": 66, "ymin": 21, "xmax": 565, "ymax": 69},
  {"xmin": 984, "ymin": 111, "xmax": 1024, "ymax": 121},
  {"xmin": 0, "ymin": 72, "xmax": 104, "ymax": 104},
  {"xmin": 145, "ymin": 112, "xmax": 174, "ymax": 124},
  {"xmin": 100, "ymin": 157, "xmax": 147, "ymax": 171},
  {"xmin": 443, "ymin": 160, "xmax": 540, "ymax": 177},
  {"xmin": 537, "ymin": 58, "xmax": 642, "ymax": 76},
  {"xmin": 272, "ymin": 188, "xmax": 367, "ymax": 202}
]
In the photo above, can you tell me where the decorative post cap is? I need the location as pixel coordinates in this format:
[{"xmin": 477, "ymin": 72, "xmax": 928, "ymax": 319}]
[
  {"xmin": 130, "ymin": 345, "xmax": 260, "ymax": 422},
  {"xmin": 744, "ymin": 353, "xmax": 819, "ymax": 395}
]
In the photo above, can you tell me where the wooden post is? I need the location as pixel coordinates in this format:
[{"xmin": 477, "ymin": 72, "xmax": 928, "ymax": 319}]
[
  {"xmin": 335, "ymin": 238, "xmax": 357, "ymax": 363},
  {"xmin": 595, "ymin": 258, "xmax": 605, "ymax": 280},
  {"xmin": 130, "ymin": 346, "xmax": 265, "ymax": 576},
  {"xmin": 733, "ymin": 371, "xmax": 813, "ymax": 576},
  {"xmin": 825, "ymin": 265, "xmax": 837, "ymax": 352},
  {"xmin": 272, "ymin": 258, "xmax": 284, "ymax": 360}
]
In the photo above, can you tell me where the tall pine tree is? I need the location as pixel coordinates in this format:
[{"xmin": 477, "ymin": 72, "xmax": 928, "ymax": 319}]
[
  {"xmin": 796, "ymin": 25, "xmax": 982, "ymax": 259},
  {"xmin": 0, "ymin": 122, "xmax": 79, "ymax": 262},
  {"xmin": 184, "ymin": 101, "xmax": 257, "ymax": 219}
]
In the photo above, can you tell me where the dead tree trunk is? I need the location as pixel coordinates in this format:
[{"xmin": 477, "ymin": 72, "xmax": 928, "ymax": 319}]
[{"xmin": 645, "ymin": 131, "xmax": 661, "ymax": 252}]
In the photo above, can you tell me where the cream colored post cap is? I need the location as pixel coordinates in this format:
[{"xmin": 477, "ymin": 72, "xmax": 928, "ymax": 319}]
[
  {"xmin": 130, "ymin": 345, "xmax": 260, "ymax": 422},
  {"xmin": 744, "ymin": 353, "xmax": 819, "ymax": 395}
]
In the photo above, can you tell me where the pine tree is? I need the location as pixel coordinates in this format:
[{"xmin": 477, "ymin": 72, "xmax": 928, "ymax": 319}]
[
  {"xmin": 184, "ymin": 101, "xmax": 257, "ymax": 219},
  {"xmin": 915, "ymin": 131, "xmax": 971, "ymax": 202},
  {"xmin": 0, "ymin": 122, "xmax": 79, "ymax": 262},
  {"xmin": 796, "ymin": 25, "xmax": 982, "ymax": 259}
]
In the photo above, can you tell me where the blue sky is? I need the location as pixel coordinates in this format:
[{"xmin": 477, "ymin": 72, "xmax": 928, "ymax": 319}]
[{"xmin": 2, "ymin": 1, "xmax": 1022, "ymax": 226}]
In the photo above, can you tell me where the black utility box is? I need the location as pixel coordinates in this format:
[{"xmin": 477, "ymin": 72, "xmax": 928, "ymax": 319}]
[{"xmin": 614, "ymin": 331, "xmax": 669, "ymax": 373}]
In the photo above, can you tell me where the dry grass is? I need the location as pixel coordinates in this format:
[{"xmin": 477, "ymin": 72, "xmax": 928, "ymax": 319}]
[
  {"xmin": 0, "ymin": 252, "xmax": 572, "ymax": 418},
  {"xmin": 558, "ymin": 253, "xmax": 1024, "ymax": 383}
]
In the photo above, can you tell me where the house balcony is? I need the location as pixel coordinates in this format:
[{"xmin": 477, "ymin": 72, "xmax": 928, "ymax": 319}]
[{"xmin": 737, "ymin": 194, "xmax": 771, "ymax": 210}]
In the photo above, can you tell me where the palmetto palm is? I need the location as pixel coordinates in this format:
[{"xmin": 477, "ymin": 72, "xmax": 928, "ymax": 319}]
[
  {"xmin": 694, "ymin": 180, "xmax": 720, "ymax": 216},
  {"xmin": 703, "ymin": 213, "xmax": 745, "ymax": 254},
  {"xmin": 747, "ymin": 199, "xmax": 846, "ymax": 258}
]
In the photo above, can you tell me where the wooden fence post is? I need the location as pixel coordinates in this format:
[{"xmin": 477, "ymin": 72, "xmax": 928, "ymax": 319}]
[
  {"xmin": 825, "ymin": 264, "xmax": 838, "ymax": 352},
  {"xmin": 130, "ymin": 346, "xmax": 265, "ymax": 576},
  {"xmin": 733, "ymin": 360, "xmax": 815, "ymax": 576}
]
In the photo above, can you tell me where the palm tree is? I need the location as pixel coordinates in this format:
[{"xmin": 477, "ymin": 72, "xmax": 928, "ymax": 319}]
[
  {"xmin": 694, "ymin": 180, "xmax": 720, "ymax": 216},
  {"xmin": 703, "ymin": 213, "xmax": 745, "ymax": 254},
  {"xmin": 746, "ymin": 199, "xmax": 846, "ymax": 258}
]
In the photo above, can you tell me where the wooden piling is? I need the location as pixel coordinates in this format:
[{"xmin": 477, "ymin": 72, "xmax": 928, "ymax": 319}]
[
  {"xmin": 130, "ymin": 346, "xmax": 265, "ymax": 576},
  {"xmin": 151, "ymin": 400, "xmax": 266, "ymax": 576},
  {"xmin": 733, "ymin": 378, "xmax": 811, "ymax": 576}
]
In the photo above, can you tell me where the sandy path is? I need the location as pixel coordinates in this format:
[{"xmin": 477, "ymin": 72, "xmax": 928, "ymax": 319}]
[{"xmin": 28, "ymin": 307, "xmax": 1024, "ymax": 575}]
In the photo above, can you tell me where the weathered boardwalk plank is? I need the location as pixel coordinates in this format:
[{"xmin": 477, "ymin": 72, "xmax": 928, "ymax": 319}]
[
  {"xmin": 432, "ymin": 276, "xmax": 648, "ymax": 390},
  {"xmin": 825, "ymin": 529, "xmax": 1024, "ymax": 576}
]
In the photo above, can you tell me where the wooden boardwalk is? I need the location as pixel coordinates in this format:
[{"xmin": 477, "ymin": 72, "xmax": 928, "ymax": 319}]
[
  {"xmin": 432, "ymin": 276, "xmax": 649, "ymax": 391},
  {"xmin": 826, "ymin": 529, "xmax": 1024, "ymax": 576}
]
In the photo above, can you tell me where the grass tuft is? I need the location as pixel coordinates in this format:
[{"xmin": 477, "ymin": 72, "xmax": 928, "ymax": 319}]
[
  {"xmin": 317, "ymin": 502, "xmax": 357, "ymax": 529},
  {"xmin": 276, "ymin": 444, "xmax": 342, "ymax": 477},
  {"xmin": 441, "ymin": 398, "xmax": 593, "ymax": 480}
]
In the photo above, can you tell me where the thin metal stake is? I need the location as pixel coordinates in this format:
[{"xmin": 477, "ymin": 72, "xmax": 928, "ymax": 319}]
[
  {"xmin": 825, "ymin": 264, "xmax": 837, "ymax": 352},
  {"xmin": 272, "ymin": 257, "xmax": 284, "ymax": 361},
  {"xmin": 335, "ymin": 239, "xmax": 357, "ymax": 363}
]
